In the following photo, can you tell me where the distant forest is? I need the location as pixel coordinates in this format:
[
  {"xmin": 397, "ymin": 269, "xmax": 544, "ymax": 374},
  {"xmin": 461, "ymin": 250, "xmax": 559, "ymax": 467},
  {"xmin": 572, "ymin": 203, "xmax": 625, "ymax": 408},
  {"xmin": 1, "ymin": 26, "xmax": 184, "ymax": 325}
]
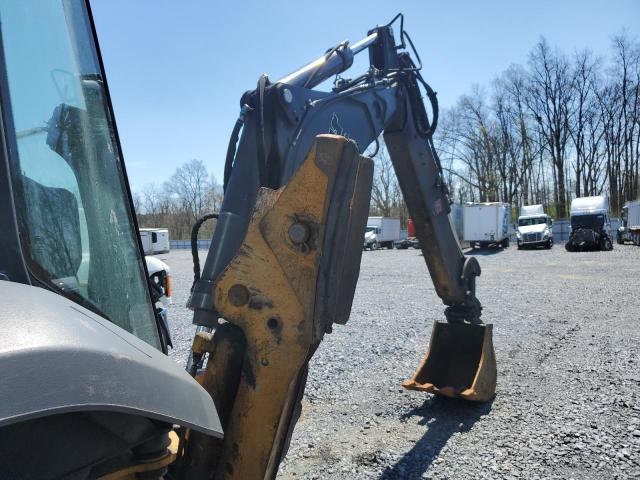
[
  {"xmin": 133, "ymin": 159, "xmax": 223, "ymax": 240},
  {"xmin": 370, "ymin": 33, "xmax": 640, "ymax": 222}
]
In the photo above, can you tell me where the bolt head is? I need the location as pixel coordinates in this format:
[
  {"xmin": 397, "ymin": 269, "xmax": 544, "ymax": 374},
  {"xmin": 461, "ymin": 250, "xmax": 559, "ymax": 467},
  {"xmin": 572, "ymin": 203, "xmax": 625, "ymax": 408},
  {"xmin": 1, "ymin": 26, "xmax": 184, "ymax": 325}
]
[
  {"xmin": 228, "ymin": 284, "xmax": 250, "ymax": 306},
  {"xmin": 288, "ymin": 221, "xmax": 310, "ymax": 245}
]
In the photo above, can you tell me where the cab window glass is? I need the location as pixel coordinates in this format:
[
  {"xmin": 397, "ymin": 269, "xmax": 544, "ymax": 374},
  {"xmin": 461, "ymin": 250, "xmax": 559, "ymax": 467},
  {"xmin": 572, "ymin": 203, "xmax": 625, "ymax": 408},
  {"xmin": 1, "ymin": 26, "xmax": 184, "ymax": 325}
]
[{"xmin": 0, "ymin": 1, "xmax": 160, "ymax": 348}]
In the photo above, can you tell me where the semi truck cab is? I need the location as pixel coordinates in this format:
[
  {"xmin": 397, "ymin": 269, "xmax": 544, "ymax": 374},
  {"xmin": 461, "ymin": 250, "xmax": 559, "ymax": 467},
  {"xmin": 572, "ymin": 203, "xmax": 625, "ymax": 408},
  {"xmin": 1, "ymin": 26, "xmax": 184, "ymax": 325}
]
[
  {"xmin": 516, "ymin": 205, "xmax": 553, "ymax": 250},
  {"xmin": 566, "ymin": 196, "xmax": 613, "ymax": 251},
  {"xmin": 617, "ymin": 200, "xmax": 640, "ymax": 245}
]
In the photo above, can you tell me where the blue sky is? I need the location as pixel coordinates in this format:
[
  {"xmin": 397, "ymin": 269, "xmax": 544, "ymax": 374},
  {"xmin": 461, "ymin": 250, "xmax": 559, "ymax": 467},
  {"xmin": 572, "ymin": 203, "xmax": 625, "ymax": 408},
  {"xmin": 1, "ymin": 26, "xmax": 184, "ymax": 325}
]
[{"xmin": 89, "ymin": 0, "xmax": 640, "ymax": 193}]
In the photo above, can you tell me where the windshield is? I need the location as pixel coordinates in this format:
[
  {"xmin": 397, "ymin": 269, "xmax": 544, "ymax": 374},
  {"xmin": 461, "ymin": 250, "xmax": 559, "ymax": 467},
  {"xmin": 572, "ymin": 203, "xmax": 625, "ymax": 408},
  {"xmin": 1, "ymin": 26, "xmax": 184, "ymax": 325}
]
[
  {"xmin": 365, "ymin": 226, "xmax": 378, "ymax": 233},
  {"xmin": 571, "ymin": 214, "xmax": 605, "ymax": 231},
  {"xmin": 518, "ymin": 216, "xmax": 547, "ymax": 226},
  {"xmin": 0, "ymin": 1, "xmax": 160, "ymax": 348}
]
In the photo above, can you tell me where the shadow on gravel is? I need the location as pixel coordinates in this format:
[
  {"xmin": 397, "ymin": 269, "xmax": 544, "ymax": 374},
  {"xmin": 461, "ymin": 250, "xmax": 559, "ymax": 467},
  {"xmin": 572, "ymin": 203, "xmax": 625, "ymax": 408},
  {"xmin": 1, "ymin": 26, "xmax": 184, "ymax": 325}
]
[
  {"xmin": 379, "ymin": 396, "xmax": 493, "ymax": 479},
  {"xmin": 465, "ymin": 248, "xmax": 505, "ymax": 256}
]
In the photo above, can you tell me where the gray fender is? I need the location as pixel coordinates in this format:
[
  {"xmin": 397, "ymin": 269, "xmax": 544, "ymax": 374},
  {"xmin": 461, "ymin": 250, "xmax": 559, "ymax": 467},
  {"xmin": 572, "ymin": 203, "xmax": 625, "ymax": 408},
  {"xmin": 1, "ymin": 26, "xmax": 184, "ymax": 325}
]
[{"xmin": 0, "ymin": 281, "xmax": 222, "ymax": 438}]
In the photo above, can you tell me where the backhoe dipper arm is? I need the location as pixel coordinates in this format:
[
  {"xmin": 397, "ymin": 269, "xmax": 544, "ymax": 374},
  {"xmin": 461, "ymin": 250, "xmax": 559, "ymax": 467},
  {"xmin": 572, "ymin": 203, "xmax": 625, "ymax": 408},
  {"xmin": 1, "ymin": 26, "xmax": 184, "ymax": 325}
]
[{"xmin": 181, "ymin": 15, "xmax": 494, "ymax": 480}]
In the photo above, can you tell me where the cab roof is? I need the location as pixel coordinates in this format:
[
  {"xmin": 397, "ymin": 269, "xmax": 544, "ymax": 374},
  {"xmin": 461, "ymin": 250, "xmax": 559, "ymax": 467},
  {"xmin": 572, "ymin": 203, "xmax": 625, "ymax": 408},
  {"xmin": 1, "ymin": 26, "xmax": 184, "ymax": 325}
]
[
  {"xmin": 519, "ymin": 204, "xmax": 545, "ymax": 218},
  {"xmin": 570, "ymin": 196, "xmax": 608, "ymax": 214}
]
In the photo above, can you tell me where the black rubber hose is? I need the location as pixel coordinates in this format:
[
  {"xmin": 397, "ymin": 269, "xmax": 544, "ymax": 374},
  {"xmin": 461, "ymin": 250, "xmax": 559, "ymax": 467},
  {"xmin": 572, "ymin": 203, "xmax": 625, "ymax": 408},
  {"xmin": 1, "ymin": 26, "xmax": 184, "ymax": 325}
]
[
  {"xmin": 400, "ymin": 51, "xmax": 438, "ymax": 139},
  {"xmin": 255, "ymin": 75, "xmax": 268, "ymax": 187},
  {"xmin": 416, "ymin": 72, "xmax": 439, "ymax": 136},
  {"xmin": 190, "ymin": 213, "xmax": 219, "ymax": 290},
  {"xmin": 223, "ymin": 117, "xmax": 244, "ymax": 192}
]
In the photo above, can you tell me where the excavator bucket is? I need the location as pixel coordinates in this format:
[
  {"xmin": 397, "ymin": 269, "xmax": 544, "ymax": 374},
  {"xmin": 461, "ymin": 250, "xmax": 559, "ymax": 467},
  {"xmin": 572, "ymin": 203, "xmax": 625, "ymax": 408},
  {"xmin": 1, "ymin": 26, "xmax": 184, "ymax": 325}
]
[{"xmin": 403, "ymin": 321, "xmax": 496, "ymax": 402}]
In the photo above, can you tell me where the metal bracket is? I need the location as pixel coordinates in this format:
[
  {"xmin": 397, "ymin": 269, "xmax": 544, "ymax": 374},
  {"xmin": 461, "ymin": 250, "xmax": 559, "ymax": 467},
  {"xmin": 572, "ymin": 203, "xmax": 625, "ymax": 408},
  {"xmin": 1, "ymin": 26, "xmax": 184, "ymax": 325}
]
[{"xmin": 444, "ymin": 256, "xmax": 483, "ymax": 324}]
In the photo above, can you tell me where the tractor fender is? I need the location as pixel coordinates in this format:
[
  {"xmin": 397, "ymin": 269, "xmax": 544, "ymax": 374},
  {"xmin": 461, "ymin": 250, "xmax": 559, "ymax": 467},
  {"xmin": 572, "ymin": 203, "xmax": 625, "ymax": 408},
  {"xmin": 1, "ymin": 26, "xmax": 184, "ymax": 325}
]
[{"xmin": 0, "ymin": 281, "xmax": 222, "ymax": 438}]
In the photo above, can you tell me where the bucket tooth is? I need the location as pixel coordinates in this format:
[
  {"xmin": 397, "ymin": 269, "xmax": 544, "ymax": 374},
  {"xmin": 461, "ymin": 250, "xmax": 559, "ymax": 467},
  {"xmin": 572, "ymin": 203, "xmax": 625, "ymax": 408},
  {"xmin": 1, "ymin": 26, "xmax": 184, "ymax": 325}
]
[{"xmin": 403, "ymin": 321, "xmax": 496, "ymax": 402}]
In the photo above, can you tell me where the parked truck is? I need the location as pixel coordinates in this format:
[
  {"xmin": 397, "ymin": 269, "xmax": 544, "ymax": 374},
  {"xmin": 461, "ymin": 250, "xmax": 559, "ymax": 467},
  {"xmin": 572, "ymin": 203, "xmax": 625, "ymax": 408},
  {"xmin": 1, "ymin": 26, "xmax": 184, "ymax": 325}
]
[
  {"xmin": 363, "ymin": 216, "xmax": 401, "ymax": 250},
  {"xmin": 565, "ymin": 196, "xmax": 613, "ymax": 251},
  {"xmin": 463, "ymin": 202, "xmax": 510, "ymax": 248},
  {"xmin": 617, "ymin": 200, "xmax": 640, "ymax": 245},
  {"xmin": 516, "ymin": 204, "xmax": 553, "ymax": 250}
]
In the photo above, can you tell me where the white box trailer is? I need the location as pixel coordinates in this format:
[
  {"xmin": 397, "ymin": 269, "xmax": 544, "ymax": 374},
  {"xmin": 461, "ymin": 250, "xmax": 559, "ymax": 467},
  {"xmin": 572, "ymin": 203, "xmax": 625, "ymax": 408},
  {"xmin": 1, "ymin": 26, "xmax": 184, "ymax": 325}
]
[
  {"xmin": 363, "ymin": 217, "xmax": 401, "ymax": 250},
  {"xmin": 139, "ymin": 230, "xmax": 153, "ymax": 255},
  {"xmin": 618, "ymin": 199, "xmax": 640, "ymax": 245},
  {"xmin": 463, "ymin": 202, "xmax": 510, "ymax": 248},
  {"xmin": 139, "ymin": 228, "xmax": 170, "ymax": 254}
]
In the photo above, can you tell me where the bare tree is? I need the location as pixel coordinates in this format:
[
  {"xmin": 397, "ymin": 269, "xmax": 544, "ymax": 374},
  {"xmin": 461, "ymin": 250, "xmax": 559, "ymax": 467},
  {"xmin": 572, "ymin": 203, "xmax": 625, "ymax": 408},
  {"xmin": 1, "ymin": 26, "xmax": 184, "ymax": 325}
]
[
  {"xmin": 166, "ymin": 159, "xmax": 210, "ymax": 221},
  {"xmin": 131, "ymin": 192, "xmax": 142, "ymax": 216},
  {"xmin": 569, "ymin": 50, "xmax": 600, "ymax": 198},
  {"xmin": 208, "ymin": 174, "xmax": 224, "ymax": 213},
  {"xmin": 137, "ymin": 161, "xmax": 223, "ymax": 239},
  {"xmin": 433, "ymin": 107, "xmax": 482, "ymax": 202},
  {"xmin": 527, "ymin": 38, "xmax": 574, "ymax": 218},
  {"xmin": 370, "ymin": 146, "xmax": 396, "ymax": 216},
  {"xmin": 595, "ymin": 32, "xmax": 640, "ymax": 212},
  {"xmin": 611, "ymin": 32, "xmax": 640, "ymax": 205}
]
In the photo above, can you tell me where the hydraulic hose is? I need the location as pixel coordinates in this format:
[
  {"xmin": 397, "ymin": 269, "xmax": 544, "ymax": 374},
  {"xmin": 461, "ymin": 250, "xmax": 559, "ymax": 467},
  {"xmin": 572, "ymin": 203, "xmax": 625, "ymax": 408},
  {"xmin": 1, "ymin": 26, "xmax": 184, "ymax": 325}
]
[
  {"xmin": 190, "ymin": 213, "xmax": 219, "ymax": 291},
  {"xmin": 223, "ymin": 104, "xmax": 253, "ymax": 192},
  {"xmin": 223, "ymin": 119, "xmax": 244, "ymax": 192}
]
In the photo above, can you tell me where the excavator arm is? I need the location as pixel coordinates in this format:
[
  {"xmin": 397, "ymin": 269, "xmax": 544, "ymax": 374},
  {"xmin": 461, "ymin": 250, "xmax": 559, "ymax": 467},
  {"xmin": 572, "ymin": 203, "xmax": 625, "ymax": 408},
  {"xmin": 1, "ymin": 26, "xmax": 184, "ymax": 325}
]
[{"xmin": 180, "ymin": 15, "xmax": 496, "ymax": 480}]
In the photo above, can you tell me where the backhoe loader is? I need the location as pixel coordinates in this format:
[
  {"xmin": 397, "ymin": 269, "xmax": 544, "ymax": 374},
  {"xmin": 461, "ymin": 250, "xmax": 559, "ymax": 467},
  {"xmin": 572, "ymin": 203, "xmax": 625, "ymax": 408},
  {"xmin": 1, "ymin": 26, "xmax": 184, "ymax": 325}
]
[{"xmin": 0, "ymin": 2, "xmax": 496, "ymax": 479}]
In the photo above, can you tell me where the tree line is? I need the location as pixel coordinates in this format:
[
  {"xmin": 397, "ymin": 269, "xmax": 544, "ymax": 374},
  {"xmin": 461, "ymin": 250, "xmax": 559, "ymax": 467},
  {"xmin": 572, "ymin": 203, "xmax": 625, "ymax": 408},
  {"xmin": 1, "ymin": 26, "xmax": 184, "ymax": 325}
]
[
  {"xmin": 435, "ymin": 33, "xmax": 639, "ymax": 219},
  {"xmin": 133, "ymin": 159, "xmax": 223, "ymax": 240},
  {"xmin": 371, "ymin": 33, "xmax": 640, "ymax": 222}
]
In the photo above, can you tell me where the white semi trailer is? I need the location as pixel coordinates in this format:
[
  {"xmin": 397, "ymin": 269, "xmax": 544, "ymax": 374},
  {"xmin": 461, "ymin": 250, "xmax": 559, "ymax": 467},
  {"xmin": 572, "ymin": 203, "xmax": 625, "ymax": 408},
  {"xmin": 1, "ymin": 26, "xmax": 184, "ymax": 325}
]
[
  {"xmin": 617, "ymin": 200, "xmax": 640, "ymax": 246},
  {"xmin": 463, "ymin": 202, "xmax": 510, "ymax": 249}
]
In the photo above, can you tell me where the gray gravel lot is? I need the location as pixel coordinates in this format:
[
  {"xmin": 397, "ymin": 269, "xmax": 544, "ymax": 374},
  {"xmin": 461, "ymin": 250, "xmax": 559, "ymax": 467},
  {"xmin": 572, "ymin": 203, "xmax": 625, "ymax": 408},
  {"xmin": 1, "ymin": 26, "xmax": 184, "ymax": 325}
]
[{"xmin": 158, "ymin": 244, "xmax": 640, "ymax": 479}]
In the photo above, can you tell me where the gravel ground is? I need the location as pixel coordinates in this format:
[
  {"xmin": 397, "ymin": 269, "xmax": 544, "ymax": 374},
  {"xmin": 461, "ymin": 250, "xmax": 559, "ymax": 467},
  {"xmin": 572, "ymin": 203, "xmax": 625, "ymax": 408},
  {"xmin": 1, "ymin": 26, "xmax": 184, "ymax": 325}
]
[{"xmin": 159, "ymin": 244, "xmax": 640, "ymax": 479}]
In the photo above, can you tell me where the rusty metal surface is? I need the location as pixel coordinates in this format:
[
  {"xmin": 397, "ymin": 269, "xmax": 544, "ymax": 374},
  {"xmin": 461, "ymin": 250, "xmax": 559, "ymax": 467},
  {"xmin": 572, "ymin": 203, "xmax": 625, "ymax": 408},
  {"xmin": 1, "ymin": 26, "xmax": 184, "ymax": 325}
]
[{"xmin": 180, "ymin": 324, "xmax": 246, "ymax": 479}]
